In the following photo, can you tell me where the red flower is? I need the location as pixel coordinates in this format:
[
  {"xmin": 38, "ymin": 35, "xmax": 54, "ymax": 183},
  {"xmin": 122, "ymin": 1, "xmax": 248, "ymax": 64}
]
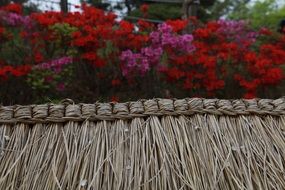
[
  {"xmin": 0, "ymin": 66, "xmax": 12, "ymax": 78},
  {"xmin": 111, "ymin": 96, "xmax": 119, "ymax": 102},
  {"xmin": 217, "ymin": 52, "xmax": 229, "ymax": 60},
  {"xmin": 259, "ymin": 28, "xmax": 272, "ymax": 36},
  {"xmin": 234, "ymin": 75, "xmax": 260, "ymax": 91},
  {"xmin": 82, "ymin": 52, "xmax": 97, "ymax": 61},
  {"xmin": 31, "ymin": 12, "xmax": 62, "ymax": 26},
  {"xmin": 206, "ymin": 21, "xmax": 220, "ymax": 31},
  {"xmin": 11, "ymin": 65, "xmax": 32, "ymax": 77},
  {"xmin": 111, "ymin": 79, "xmax": 122, "ymax": 86},
  {"xmin": 261, "ymin": 68, "xmax": 283, "ymax": 85},
  {"xmin": 243, "ymin": 92, "xmax": 256, "ymax": 99},
  {"xmin": 1, "ymin": 3, "xmax": 22, "ymax": 14},
  {"xmin": 0, "ymin": 27, "xmax": 5, "ymax": 37},
  {"xmin": 166, "ymin": 19, "xmax": 188, "ymax": 32},
  {"xmin": 244, "ymin": 52, "xmax": 257, "ymax": 63},
  {"xmin": 140, "ymin": 4, "xmax": 149, "ymax": 16},
  {"xmin": 194, "ymin": 28, "xmax": 211, "ymax": 38},
  {"xmin": 94, "ymin": 58, "xmax": 106, "ymax": 68},
  {"xmin": 137, "ymin": 20, "xmax": 154, "ymax": 31},
  {"xmin": 34, "ymin": 52, "xmax": 44, "ymax": 63},
  {"xmin": 20, "ymin": 31, "xmax": 28, "ymax": 38},
  {"xmin": 119, "ymin": 21, "xmax": 134, "ymax": 33},
  {"xmin": 0, "ymin": 65, "xmax": 31, "ymax": 78},
  {"xmin": 166, "ymin": 67, "xmax": 185, "ymax": 81},
  {"xmin": 174, "ymin": 56, "xmax": 187, "ymax": 65},
  {"xmin": 72, "ymin": 31, "xmax": 82, "ymax": 38}
]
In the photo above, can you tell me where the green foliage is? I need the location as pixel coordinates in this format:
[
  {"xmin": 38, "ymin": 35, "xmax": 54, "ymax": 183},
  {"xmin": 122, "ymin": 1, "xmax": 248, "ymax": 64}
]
[
  {"xmin": 0, "ymin": 29, "xmax": 30, "ymax": 66},
  {"xmin": 23, "ymin": 4, "xmax": 41, "ymax": 15},
  {"xmin": 128, "ymin": 1, "xmax": 218, "ymax": 22},
  {"xmin": 49, "ymin": 23, "xmax": 78, "ymax": 56},
  {"xmin": 205, "ymin": 0, "xmax": 250, "ymax": 20},
  {"xmin": 27, "ymin": 65, "xmax": 73, "ymax": 92},
  {"xmin": 25, "ymin": 23, "xmax": 76, "ymax": 93},
  {"xmin": 27, "ymin": 70, "xmax": 52, "ymax": 91},
  {"xmin": 87, "ymin": 0, "xmax": 110, "ymax": 10},
  {"xmin": 0, "ymin": 0, "xmax": 28, "ymax": 6},
  {"xmin": 126, "ymin": 0, "xmax": 284, "ymax": 27},
  {"xmin": 50, "ymin": 23, "xmax": 78, "ymax": 37},
  {"xmin": 228, "ymin": 0, "xmax": 285, "ymax": 29},
  {"xmin": 129, "ymin": 3, "xmax": 182, "ymax": 21},
  {"xmin": 97, "ymin": 40, "xmax": 116, "ymax": 59}
]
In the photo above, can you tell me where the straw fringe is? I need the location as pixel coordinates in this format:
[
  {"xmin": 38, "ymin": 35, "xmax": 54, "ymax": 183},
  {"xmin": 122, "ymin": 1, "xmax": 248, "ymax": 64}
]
[{"xmin": 0, "ymin": 98, "xmax": 285, "ymax": 189}]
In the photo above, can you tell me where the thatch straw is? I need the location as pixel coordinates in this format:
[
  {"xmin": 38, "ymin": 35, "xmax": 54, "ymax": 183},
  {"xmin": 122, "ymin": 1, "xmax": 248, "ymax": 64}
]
[{"xmin": 0, "ymin": 98, "xmax": 285, "ymax": 189}]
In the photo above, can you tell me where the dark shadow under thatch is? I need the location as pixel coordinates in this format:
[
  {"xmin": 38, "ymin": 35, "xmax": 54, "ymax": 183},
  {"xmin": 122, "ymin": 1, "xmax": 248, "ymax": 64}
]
[{"xmin": 0, "ymin": 98, "xmax": 285, "ymax": 189}]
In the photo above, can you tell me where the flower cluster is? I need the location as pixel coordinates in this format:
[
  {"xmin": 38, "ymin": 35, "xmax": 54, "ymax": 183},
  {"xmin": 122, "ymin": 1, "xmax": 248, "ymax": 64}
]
[
  {"xmin": 0, "ymin": 3, "xmax": 284, "ymax": 103},
  {"xmin": 0, "ymin": 65, "xmax": 31, "ymax": 79},
  {"xmin": 151, "ymin": 23, "xmax": 194, "ymax": 52},
  {"xmin": 120, "ymin": 23, "xmax": 195, "ymax": 76},
  {"xmin": 34, "ymin": 56, "xmax": 73, "ymax": 73},
  {"xmin": 216, "ymin": 20, "xmax": 258, "ymax": 47},
  {"xmin": 140, "ymin": 4, "xmax": 149, "ymax": 18},
  {"xmin": 2, "ymin": 12, "xmax": 32, "ymax": 29},
  {"xmin": 0, "ymin": 3, "xmax": 22, "ymax": 14},
  {"xmin": 163, "ymin": 19, "xmax": 285, "ymax": 97}
]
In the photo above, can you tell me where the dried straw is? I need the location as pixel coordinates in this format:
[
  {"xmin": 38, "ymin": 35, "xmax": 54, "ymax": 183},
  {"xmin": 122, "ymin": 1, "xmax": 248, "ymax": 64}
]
[{"xmin": 0, "ymin": 98, "xmax": 285, "ymax": 189}]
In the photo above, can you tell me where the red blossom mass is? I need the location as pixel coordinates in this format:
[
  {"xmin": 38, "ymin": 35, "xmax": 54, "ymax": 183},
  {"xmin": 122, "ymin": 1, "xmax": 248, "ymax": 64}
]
[
  {"xmin": 0, "ymin": 3, "xmax": 284, "ymax": 100},
  {"xmin": 0, "ymin": 3, "xmax": 22, "ymax": 14}
]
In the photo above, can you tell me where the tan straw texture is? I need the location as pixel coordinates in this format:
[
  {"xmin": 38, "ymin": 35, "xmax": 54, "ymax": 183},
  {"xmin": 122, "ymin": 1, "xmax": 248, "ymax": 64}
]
[{"xmin": 0, "ymin": 97, "xmax": 285, "ymax": 189}]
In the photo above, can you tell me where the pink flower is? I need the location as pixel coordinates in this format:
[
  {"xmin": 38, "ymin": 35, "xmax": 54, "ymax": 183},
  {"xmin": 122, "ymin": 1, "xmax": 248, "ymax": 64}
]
[
  {"xmin": 34, "ymin": 57, "xmax": 73, "ymax": 73},
  {"xmin": 2, "ymin": 12, "xmax": 33, "ymax": 30},
  {"xmin": 44, "ymin": 75, "xmax": 53, "ymax": 82},
  {"xmin": 120, "ymin": 23, "xmax": 195, "ymax": 77}
]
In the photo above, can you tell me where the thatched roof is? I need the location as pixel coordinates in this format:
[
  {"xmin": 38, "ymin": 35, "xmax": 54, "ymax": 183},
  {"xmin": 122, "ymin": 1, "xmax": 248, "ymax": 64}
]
[{"xmin": 0, "ymin": 98, "xmax": 285, "ymax": 189}]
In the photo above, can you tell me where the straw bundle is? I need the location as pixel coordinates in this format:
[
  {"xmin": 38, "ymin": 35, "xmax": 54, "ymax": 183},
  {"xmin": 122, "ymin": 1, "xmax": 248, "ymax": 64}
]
[{"xmin": 0, "ymin": 98, "xmax": 285, "ymax": 190}]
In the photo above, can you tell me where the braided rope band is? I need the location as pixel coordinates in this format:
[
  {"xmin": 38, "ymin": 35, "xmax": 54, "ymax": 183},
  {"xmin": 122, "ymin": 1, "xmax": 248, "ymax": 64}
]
[{"xmin": 0, "ymin": 97, "xmax": 284, "ymax": 123}]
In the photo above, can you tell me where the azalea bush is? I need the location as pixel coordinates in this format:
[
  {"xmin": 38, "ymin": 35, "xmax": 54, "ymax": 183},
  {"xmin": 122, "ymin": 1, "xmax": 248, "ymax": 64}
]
[{"xmin": 0, "ymin": 3, "xmax": 284, "ymax": 104}]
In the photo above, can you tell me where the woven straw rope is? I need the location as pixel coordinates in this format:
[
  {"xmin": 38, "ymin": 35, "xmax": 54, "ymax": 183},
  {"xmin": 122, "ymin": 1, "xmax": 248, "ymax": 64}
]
[{"xmin": 0, "ymin": 97, "xmax": 284, "ymax": 123}]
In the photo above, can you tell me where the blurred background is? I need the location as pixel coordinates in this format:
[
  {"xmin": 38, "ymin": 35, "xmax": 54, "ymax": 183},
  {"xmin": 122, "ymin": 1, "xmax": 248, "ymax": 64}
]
[{"xmin": 1, "ymin": 0, "xmax": 285, "ymax": 29}]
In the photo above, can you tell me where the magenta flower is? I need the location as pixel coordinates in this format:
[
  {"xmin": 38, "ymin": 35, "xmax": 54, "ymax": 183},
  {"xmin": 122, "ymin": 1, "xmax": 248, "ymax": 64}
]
[
  {"xmin": 34, "ymin": 57, "xmax": 73, "ymax": 73},
  {"xmin": 120, "ymin": 23, "xmax": 195, "ymax": 77},
  {"xmin": 217, "ymin": 20, "xmax": 258, "ymax": 46},
  {"xmin": 2, "ymin": 12, "xmax": 33, "ymax": 30},
  {"xmin": 44, "ymin": 75, "xmax": 54, "ymax": 82}
]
